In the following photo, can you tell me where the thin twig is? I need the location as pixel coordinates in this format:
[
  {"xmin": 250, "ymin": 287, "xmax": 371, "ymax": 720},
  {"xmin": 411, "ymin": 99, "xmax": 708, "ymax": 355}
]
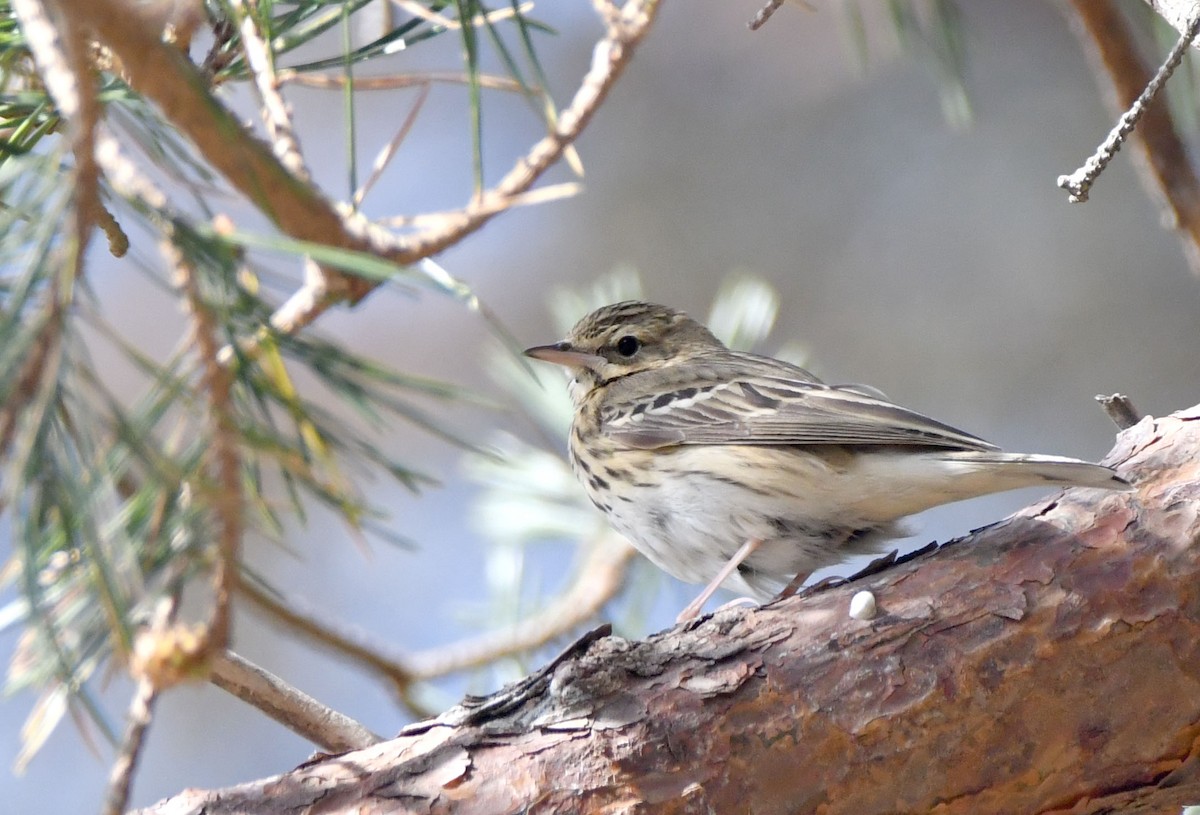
[
  {"xmin": 236, "ymin": 576, "xmax": 417, "ymax": 690},
  {"xmin": 1096, "ymin": 393, "xmax": 1144, "ymax": 430},
  {"xmin": 64, "ymin": 0, "xmax": 662, "ymax": 336},
  {"xmin": 17, "ymin": 0, "xmax": 107, "ymax": 262},
  {"xmin": 238, "ymin": 532, "xmax": 634, "ymax": 691},
  {"xmin": 277, "ymin": 70, "xmax": 526, "ymax": 93},
  {"xmin": 407, "ymin": 533, "xmax": 635, "ymax": 678},
  {"xmin": 273, "ymin": 0, "xmax": 660, "ymax": 331},
  {"xmin": 102, "ymin": 594, "xmax": 181, "ymax": 815},
  {"xmin": 202, "ymin": 16, "xmax": 238, "ymax": 77},
  {"xmin": 1058, "ymin": 3, "xmax": 1200, "ymax": 204},
  {"xmin": 379, "ymin": 181, "xmax": 584, "ymax": 229},
  {"xmin": 591, "ymin": 0, "xmax": 622, "ymax": 28},
  {"xmin": 1061, "ymin": 0, "xmax": 1200, "ymax": 278},
  {"xmin": 102, "ymin": 675, "xmax": 159, "ymax": 815},
  {"xmin": 210, "ymin": 650, "xmax": 381, "ymax": 752},
  {"xmin": 387, "ymin": 0, "xmax": 660, "ymax": 263},
  {"xmin": 14, "ymin": 0, "xmax": 78, "ymax": 128},
  {"xmin": 354, "ymin": 80, "xmax": 431, "ymax": 208},
  {"xmin": 748, "ymin": 0, "xmax": 785, "ymax": 30},
  {"xmin": 230, "ymin": 0, "xmax": 309, "ymax": 181},
  {"xmin": 65, "ymin": 0, "xmax": 375, "ymax": 308}
]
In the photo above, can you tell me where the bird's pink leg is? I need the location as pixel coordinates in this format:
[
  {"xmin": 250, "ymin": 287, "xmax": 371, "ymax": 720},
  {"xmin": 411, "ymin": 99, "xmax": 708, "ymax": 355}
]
[
  {"xmin": 777, "ymin": 569, "xmax": 812, "ymax": 600},
  {"xmin": 676, "ymin": 538, "xmax": 763, "ymax": 623}
]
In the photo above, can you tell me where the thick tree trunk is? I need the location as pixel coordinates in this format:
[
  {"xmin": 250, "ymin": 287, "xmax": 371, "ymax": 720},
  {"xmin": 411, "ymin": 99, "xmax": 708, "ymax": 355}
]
[{"xmin": 135, "ymin": 407, "xmax": 1200, "ymax": 815}]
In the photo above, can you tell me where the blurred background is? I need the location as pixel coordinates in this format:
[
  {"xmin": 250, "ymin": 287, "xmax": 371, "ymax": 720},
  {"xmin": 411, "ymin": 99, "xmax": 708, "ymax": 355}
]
[{"xmin": 5, "ymin": 0, "xmax": 1200, "ymax": 810}]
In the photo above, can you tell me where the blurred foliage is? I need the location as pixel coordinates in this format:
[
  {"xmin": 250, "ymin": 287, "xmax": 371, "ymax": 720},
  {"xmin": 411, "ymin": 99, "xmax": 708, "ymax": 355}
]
[
  {"xmin": 842, "ymin": 0, "xmax": 971, "ymax": 128},
  {"xmin": 463, "ymin": 269, "xmax": 809, "ymax": 683},
  {"xmin": 0, "ymin": 0, "xmax": 559, "ymax": 767}
]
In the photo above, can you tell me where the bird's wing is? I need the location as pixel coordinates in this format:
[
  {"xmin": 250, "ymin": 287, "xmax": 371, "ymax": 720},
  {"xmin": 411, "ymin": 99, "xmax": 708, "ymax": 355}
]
[{"xmin": 599, "ymin": 365, "xmax": 998, "ymax": 452}]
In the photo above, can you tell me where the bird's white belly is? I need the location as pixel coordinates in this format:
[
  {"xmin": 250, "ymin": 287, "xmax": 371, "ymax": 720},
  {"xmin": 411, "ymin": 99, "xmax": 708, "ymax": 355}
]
[{"xmin": 594, "ymin": 445, "xmax": 896, "ymax": 598}]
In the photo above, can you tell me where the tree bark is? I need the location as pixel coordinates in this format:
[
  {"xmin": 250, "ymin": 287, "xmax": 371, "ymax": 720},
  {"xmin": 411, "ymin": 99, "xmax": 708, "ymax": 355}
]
[{"xmin": 134, "ymin": 406, "xmax": 1200, "ymax": 815}]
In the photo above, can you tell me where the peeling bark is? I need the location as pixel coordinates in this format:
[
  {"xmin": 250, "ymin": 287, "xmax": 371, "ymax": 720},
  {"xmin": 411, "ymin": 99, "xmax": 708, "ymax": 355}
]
[{"xmin": 134, "ymin": 407, "xmax": 1200, "ymax": 815}]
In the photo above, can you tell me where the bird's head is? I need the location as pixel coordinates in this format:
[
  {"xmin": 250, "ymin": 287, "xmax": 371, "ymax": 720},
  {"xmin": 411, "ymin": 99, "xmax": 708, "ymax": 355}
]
[{"xmin": 524, "ymin": 301, "xmax": 722, "ymax": 397}]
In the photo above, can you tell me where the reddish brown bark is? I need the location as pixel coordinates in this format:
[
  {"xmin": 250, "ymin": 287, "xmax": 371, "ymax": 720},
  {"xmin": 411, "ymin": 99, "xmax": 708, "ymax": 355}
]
[{"xmin": 135, "ymin": 407, "xmax": 1200, "ymax": 815}]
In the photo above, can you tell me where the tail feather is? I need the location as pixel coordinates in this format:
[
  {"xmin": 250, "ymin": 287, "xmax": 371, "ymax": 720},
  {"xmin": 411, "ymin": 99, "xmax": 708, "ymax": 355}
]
[
  {"xmin": 843, "ymin": 449, "xmax": 1131, "ymax": 520},
  {"xmin": 940, "ymin": 451, "xmax": 1132, "ymax": 492}
]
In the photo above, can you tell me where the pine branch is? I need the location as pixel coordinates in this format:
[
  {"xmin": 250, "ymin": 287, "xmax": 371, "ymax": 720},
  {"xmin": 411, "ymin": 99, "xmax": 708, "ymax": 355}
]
[{"xmin": 132, "ymin": 406, "xmax": 1200, "ymax": 815}]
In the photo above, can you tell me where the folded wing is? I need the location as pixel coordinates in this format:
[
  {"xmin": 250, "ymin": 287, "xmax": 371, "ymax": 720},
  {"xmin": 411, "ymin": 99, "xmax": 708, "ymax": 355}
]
[{"xmin": 600, "ymin": 359, "xmax": 998, "ymax": 452}]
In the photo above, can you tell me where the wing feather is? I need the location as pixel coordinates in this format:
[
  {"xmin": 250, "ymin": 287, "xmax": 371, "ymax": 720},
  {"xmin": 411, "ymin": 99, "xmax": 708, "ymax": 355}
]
[{"xmin": 599, "ymin": 355, "xmax": 997, "ymax": 452}]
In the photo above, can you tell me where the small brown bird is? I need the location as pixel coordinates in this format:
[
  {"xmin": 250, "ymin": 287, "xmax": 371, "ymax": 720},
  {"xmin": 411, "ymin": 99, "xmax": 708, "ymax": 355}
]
[{"xmin": 525, "ymin": 301, "xmax": 1131, "ymax": 622}]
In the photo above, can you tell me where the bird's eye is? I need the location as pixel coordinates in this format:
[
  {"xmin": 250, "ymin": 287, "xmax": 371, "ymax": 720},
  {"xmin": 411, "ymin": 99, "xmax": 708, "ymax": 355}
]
[{"xmin": 616, "ymin": 335, "xmax": 641, "ymax": 357}]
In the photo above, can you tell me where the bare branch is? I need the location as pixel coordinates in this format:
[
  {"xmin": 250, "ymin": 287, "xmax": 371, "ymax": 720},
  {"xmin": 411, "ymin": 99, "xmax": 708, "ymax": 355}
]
[
  {"xmin": 236, "ymin": 577, "xmax": 416, "ymax": 695},
  {"xmin": 210, "ymin": 651, "xmax": 381, "ymax": 752},
  {"xmin": 378, "ymin": 182, "xmax": 584, "ymax": 230},
  {"xmin": 277, "ymin": 70, "xmax": 526, "ymax": 93},
  {"xmin": 102, "ymin": 593, "xmax": 181, "ymax": 815},
  {"xmin": 63, "ymin": 0, "xmax": 662, "ymax": 336},
  {"xmin": 1061, "ymin": 1, "xmax": 1200, "ymax": 277},
  {"xmin": 237, "ymin": 532, "xmax": 633, "ymax": 692},
  {"xmin": 1058, "ymin": 3, "xmax": 1200, "ymax": 203},
  {"xmin": 42, "ymin": 0, "xmax": 104, "ymax": 265},
  {"xmin": 748, "ymin": 0, "xmax": 785, "ymax": 30},
  {"xmin": 63, "ymin": 0, "xmax": 376, "ymax": 300},
  {"xmin": 390, "ymin": 0, "xmax": 661, "ymax": 264},
  {"xmin": 354, "ymin": 80, "xmax": 431, "ymax": 208},
  {"xmin": 102, "ymin": 675, "xmax": 159, "ymax": 815},
  {"xmin": 406, "ymin": 533, "xmax": 634, "ymax": 679}
]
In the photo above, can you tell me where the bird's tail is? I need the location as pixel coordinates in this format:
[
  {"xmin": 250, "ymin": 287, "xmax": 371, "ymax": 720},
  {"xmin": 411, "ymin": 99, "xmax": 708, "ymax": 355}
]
[
  {"xmin": 937, "ymin": 451, "xmax": 1132, "ymax": 493},
  {"xmin": 840, "ymin": 449, "xmax": 1131, "ymax": 521}
]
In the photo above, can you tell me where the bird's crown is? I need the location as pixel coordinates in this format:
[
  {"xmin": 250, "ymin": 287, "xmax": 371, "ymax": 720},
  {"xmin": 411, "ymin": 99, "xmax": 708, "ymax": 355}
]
[{"xmin": 566, "ymin": 300, "xmax": 721, "ymax": 357}]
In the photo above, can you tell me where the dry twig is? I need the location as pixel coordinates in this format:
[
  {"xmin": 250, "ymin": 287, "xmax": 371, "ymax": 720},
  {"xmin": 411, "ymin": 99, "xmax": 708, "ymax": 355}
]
[
  {"xmin": 1059, "ymin": 0, "xmax": 1200, "ymax": 250},
  {"xmin": 277, "ymin": 70, "xmax": 526, "ymax": 93},
  {"xmin": 406, "ymin": 533, "xmax": 634, "ymax": 679},
  {"xmin": 354, "ymin": 81, "xmax": 431, "ymax": 208},
  {"xmin": 101, "ymin": 593, "xmax": 183, "ymax": 815},
  {"xmin": 210, "ymin": 651, "xmax": 382, "ymax": 752},
  {"xmin": 748, "ymin": 0, "xmax": 785, "ymax": 30},
  {"xmin": 102, "ymin": 675, "xmax": 160, "ymax": 815},
  {"xmin": 1096, "ymin": 393, "xmax": 1144, "ymax": 430},
  {"xmin": 379, "ymin": 182, "xmax": 584, "ymax": 229},
  {"xmin": 235, "ymin": 532, "xmax": 633, "ymax": 721},
  {"xmin": 58, "ymin": 0, "xmax": 662, "ymax": 335}
]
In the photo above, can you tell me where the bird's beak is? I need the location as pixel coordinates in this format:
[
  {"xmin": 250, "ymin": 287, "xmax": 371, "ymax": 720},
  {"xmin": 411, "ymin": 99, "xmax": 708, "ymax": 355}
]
[{"xmin": 524, "ymin": 342, "xmax": 605, "ymax": 371}]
